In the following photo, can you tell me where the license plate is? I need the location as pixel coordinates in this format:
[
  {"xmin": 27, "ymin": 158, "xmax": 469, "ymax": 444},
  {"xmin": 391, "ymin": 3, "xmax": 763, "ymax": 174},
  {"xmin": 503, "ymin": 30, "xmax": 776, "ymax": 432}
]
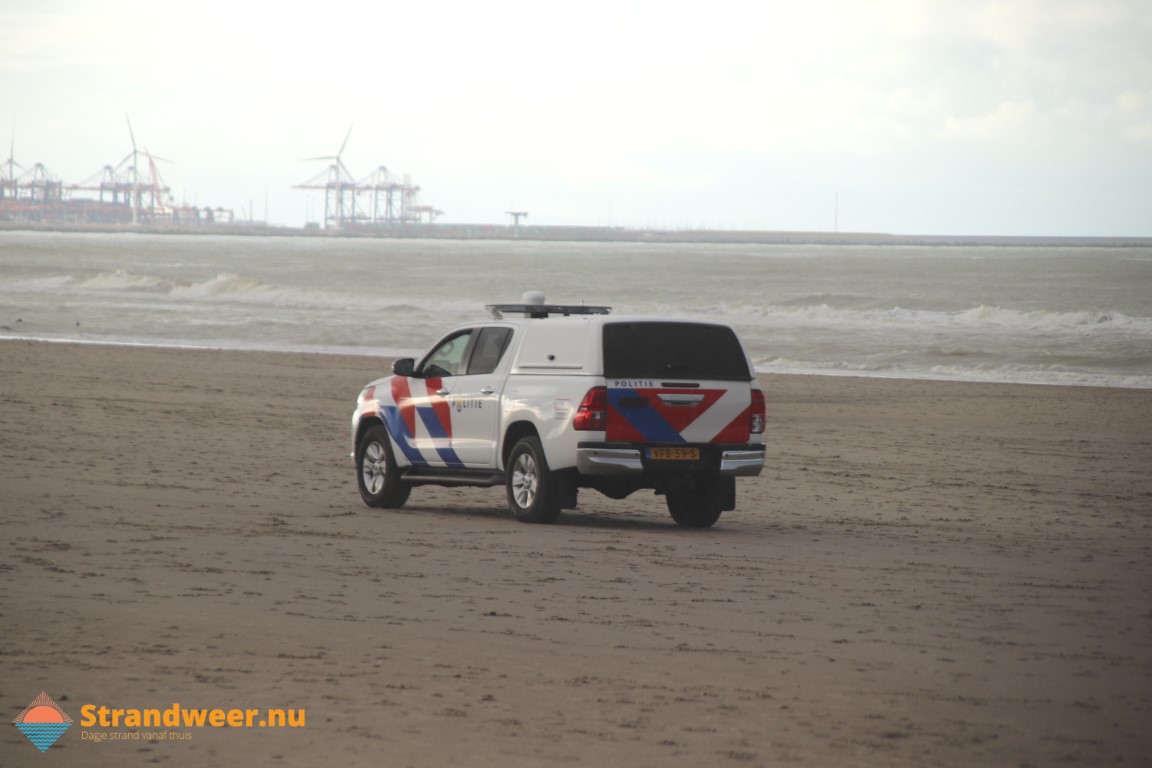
[{"xmin": 649, "ymin": 446, "xmax": 700, "ymax": 461}]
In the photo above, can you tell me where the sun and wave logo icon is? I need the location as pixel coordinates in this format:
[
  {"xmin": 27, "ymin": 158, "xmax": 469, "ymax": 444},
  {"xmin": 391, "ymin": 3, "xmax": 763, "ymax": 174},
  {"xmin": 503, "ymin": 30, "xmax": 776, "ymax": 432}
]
[{"xmin": 14, "ymin": 692, "xmax": 73, "ymax": 752}]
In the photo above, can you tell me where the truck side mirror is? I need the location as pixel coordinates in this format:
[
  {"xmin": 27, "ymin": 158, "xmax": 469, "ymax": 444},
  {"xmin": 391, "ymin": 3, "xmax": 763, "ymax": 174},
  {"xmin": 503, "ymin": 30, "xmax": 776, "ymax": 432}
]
[{"xmin": 391, "ymin": 357, "xmax": 415, "ymax": 377}]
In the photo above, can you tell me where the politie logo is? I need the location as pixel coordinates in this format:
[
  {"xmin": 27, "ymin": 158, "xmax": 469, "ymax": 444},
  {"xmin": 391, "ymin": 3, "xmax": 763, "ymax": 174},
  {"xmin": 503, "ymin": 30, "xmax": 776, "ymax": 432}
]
[{"xmin": 13, "ymin": 692, "xmax": 73, "ymax": 752}]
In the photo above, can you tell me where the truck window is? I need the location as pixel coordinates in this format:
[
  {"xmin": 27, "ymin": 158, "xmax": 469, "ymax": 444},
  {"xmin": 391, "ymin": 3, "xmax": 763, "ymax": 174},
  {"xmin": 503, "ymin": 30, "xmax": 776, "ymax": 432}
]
[
  {"xmin": 466, "ymin": 327, "xmax": 513, "ymax": 375},
  {"xmin": 603, "ymin": 322, "xmax": 752, "ymax": 381},
  {"xmin": 420, "ymin": 330, "xmax": 473, "ymax": 378}
]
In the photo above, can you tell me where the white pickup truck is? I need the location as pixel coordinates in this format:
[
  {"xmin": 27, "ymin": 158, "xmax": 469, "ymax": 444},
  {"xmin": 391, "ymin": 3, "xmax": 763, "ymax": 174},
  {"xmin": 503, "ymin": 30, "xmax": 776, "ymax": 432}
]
[{"xmin": 351, "ymin": 294, "xmax": 766, "ymax": 527}]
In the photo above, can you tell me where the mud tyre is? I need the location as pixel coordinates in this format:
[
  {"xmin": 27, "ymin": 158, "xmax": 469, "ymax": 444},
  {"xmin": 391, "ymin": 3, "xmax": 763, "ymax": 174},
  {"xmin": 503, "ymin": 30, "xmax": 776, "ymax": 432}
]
[
  {"xmin": 665, "ymin": 480, "xmax": 725, "ymax": 528},
  {"xmin": 357, "ymin": 425, "xmax": 412, "ymax": 509}
]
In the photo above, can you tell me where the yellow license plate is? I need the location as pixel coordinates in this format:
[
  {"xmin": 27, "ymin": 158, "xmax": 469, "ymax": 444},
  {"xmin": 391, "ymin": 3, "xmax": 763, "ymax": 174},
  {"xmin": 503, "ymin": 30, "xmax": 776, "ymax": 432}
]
[{"xmin": 649, "ymin": 446, "xmax": 700, "ymax": 461}]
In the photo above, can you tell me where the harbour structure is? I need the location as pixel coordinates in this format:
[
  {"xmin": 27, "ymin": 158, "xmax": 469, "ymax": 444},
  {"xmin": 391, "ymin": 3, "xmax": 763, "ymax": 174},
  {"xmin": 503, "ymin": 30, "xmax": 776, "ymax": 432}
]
[
  {"xmin": 294, "ymin": 128, "xmax": 441, "ymax": 229},
  {"xmin": 0, "ymin": 122, "xmax": 233, "ymax": 226},
  {"xmin": 2, "ymin": 122, "xmax": 438, "ymax": 231}
]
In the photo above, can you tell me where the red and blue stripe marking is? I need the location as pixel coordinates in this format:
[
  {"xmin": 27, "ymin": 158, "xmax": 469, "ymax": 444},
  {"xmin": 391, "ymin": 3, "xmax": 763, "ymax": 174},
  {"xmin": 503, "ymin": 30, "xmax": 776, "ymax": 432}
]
[
  {"xmin": 381, "ymin": 377, "xmax": 465, "ymax": 467},
  {"xmin": 605, "ymin": 387, "xmax": 750, "ymax": 444}
]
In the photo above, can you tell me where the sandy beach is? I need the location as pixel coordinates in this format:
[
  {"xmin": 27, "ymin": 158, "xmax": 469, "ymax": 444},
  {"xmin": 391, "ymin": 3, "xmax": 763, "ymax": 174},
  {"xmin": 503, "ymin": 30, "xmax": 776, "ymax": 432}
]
[{"xmin": 2, "ymin": 339, "xmax": 1150, "ymax": 767}]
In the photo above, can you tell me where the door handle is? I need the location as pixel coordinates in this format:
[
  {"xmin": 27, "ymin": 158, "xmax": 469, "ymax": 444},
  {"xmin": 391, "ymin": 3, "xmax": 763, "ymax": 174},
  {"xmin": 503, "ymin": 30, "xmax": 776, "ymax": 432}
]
[
  {"xmin": 480, "ymin": 386, "xmax": 495, "ymax": 395},
  {"xmin": 436, "ymin": 388, "xmax": 450, "ymax": 396}
]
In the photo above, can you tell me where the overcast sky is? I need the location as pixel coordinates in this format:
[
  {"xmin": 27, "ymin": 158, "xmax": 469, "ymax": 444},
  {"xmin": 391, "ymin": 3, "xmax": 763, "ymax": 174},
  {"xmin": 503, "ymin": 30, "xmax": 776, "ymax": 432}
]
[{"xmin": 2, "ymin": 0, "xmax": 1149, "ymax": 235}]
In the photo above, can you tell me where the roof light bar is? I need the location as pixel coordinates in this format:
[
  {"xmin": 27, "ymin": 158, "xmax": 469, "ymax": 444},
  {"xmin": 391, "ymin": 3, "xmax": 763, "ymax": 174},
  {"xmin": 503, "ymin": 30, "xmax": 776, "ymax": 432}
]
[{"xmin": 486, "ymin": 303, "xmax": 612, "ymax": 319}]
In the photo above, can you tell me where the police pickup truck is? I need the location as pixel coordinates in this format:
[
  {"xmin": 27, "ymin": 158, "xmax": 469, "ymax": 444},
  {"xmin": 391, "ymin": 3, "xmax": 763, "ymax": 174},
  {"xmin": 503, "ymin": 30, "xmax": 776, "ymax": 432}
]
[{"xmin": 351, "ymin": 293, "xmax": 765, "ymax": 527}]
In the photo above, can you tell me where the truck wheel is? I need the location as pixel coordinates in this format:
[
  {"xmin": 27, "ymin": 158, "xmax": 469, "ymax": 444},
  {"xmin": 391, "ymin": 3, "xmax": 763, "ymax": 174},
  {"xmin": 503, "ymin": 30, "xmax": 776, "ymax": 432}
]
[
  {"xmin": 666, "ymin": 481, "xmax": 724, "ymax": 528},
  {"xmin": 506, "ymin": 436, "xmax": 561, "ymax": 524},
  {"xmin": 357, "ymin": 425, "xmax": 411, "ymax": 509}
]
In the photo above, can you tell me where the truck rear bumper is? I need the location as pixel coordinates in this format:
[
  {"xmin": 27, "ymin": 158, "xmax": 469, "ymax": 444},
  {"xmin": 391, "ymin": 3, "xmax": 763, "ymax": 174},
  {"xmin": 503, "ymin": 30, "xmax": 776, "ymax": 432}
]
[{"xmin": 576, "ymin": 444, "xmax": 765, "ymax": 477}]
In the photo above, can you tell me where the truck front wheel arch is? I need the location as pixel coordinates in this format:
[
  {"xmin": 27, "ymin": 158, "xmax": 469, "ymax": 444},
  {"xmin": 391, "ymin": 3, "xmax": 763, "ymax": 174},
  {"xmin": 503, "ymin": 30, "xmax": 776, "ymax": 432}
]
[{"xmin": 356, "ymin": 424, "xmax": 412, "ymax": 509}]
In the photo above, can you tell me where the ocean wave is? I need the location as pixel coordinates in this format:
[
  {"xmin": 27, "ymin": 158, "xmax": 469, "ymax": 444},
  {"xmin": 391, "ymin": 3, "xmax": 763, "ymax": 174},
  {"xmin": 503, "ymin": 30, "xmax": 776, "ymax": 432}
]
[
  {"xmin": 952, "ymin": 305, "xmax": 1130, "ymax": 327},
  {"xmin": 0, "ymin": 275, "xmax": 77, "ymax": 291},
  {"xmin": 18, "ymin": 271, "xmax": 1149, "ymax": 334},
  {"xmin": 76, "ymin": 270, "xmax": 297, "ymax": 302},
  {"xmin": 65, "ymin": 270, "xmax": 488, "ymax": 319},
  {"xmin": 776, "ymin": 293, "xmax": 887, "ymax": 310},
  {"xmin": 754, "ymin": 356, "xmax": 1152, "ymax": 389},
  {"xmin": 80, "ymin": 270, "xmax": 173, "ymax": 292},
  {"xmin": 169, "ymin": 273, "xmax": 277, "ymax": 298},
  {"xmin": 755, "ymin": 356, "xmax": 889, "ymax": 373},
  {"xmin": 924, "ymin": 363, "xmax": 1152, "ymax": 389},
  {"xmin": 669, "ymin": 302, "xmax": 1152, "ymax": 332}
]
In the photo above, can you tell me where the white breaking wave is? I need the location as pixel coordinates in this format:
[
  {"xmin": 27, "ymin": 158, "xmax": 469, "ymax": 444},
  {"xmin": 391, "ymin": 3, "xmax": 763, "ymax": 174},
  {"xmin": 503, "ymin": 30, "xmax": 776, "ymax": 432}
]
[
  {"xmin": 79, "ymin": 270, "xmax": 173, "ymax": 292},
  {"xmin": 3, "ymin": 233, "xmax": 1149, "ymax": 388},
  {"xmin": 1, "ymin": 274, "xmax": 77, "ymax": 291},
  {"xmin": 14, "ymin": 271, "xmax": 1150, "ymax": 333},
  {"xmin": 756, "ymin": 356, "xmax": 1152, "ymax": 389},
  {"xmin": 170, "ymin": 273, "xmax": 272, "ymax": 298},
  {"xmin": 77, "ymin": 270, "xmax": 309, "ymax": 303},
  {"xmin": 57, "ymin": 270, "xmax": 471, "ymax": 315},
  {"xmin": 667, "ymin": 302, "xmax": 1151, "ymax": 332},
  {"xmin": 951, "ymin": 305, "xmax": 1138, "ymax": 328}
]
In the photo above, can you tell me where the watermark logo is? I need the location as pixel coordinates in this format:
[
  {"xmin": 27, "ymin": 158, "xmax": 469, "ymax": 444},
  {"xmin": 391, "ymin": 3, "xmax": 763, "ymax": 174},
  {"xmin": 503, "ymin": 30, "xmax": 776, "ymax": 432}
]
[{"xmin": 14, "ymin": 692, "xmax": 73, "ymax": 752}]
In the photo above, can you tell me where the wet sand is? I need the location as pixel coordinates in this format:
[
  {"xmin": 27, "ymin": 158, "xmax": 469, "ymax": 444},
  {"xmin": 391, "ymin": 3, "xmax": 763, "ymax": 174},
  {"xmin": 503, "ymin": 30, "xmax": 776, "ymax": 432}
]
[{"xmin": 2, "ymin": 340, "xmax": 1150, "ymax": 767}]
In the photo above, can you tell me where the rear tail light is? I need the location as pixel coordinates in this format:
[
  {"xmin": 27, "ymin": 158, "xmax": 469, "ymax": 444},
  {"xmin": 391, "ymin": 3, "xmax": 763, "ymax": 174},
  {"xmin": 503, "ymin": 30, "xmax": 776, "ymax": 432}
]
[
  {"xmin": 573, "ymin": 386, "xmax": 607, "ymax": 431},
  {"xmin": 750, "ymin": 389, "xmax": 766, "ymax": 434}
]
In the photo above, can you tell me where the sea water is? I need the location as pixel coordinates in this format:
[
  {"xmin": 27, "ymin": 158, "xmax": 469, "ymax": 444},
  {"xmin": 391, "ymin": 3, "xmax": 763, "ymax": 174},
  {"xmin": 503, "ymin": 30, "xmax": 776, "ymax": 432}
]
[{"xmin": 1, "ymin": 230, "xmax": 1150, "ymax": 388}]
